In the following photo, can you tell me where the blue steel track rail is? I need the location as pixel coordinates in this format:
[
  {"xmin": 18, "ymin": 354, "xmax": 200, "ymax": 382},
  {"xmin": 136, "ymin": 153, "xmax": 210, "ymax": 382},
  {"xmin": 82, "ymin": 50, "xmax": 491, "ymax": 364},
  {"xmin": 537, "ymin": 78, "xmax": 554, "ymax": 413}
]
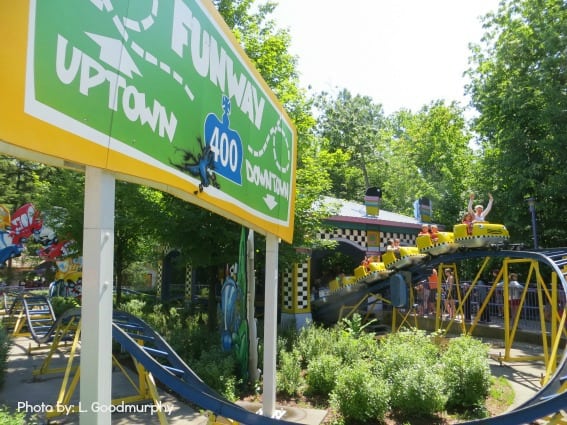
[
  {"xmin": 25, "ymin": 304, "xmax": 81, "ymax": 345},
  {"xmin": 112, "ymin": 311, "xmax": 300, "ymax": 425}
]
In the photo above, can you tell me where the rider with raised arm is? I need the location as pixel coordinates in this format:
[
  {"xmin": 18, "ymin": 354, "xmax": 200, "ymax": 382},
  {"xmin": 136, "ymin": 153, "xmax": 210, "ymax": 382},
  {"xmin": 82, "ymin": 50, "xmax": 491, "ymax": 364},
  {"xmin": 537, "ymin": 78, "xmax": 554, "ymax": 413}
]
[{"xmin": 468, "ymin": 193, "xmax": 493, "ymax": 222}]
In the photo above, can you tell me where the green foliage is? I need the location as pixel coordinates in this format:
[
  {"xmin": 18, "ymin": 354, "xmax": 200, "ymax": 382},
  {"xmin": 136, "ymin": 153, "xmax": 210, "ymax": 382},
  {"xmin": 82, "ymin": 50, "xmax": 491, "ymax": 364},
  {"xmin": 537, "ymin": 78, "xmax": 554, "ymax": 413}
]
[
  {"xmin": 293, "ymin": 324, "xmax": 336, "ymax": 367},
  {"xmin": 49, "ymin": 296, "xmax": 80, "ymax": 318},
  {"xmin": 0, "ymin": 326, "xmax": 10, "ymax": 389},
  {"xmin": 193, "ymin": 349, "xmax": 239, "ymax": 401},
  {"xmin": 305, "ymin": 353, "xmax": 341, "ymax": 396},
  {"xmin": 467, "ymin": 0, "xmax": 567, "ymax": 246},
  {"xmin": 330, "ymin": 360, "xmax": 390, "ymax": 424},
  {"xmin": 276, "ymin": 349, "xmax": 304, "ymax": 396},
  {"xmin": 441, "ymin": 335, "xmax": 491, "ymax": 409},
  {"xmin": 118, "ymin": 298, "xmax": 148, "ymax": 318},
  {"xmin": 0, "ymin": 405, "xmax": 26, "ymax": 425},
  {"xmin": 375, "ymin": 329, "xmax": 446, "ymax": 416},
  {"xmin": 339, "ymin": 313, "xmax": 377, "ymax": 338},
  {"xmin": 389, "ymin": 361, "xmax": 447, "ymax": 417}
]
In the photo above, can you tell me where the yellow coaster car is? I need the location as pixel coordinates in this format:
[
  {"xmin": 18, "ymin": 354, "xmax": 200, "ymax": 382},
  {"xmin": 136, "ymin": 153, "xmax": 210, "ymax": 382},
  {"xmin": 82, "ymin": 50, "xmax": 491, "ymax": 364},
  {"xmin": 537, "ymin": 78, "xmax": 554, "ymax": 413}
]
[
  {"xmin": 453, "ymin": 223, "xmax": 510, "ymax": 248},
  {"xmin": 329, "ymin": 275, "xmax": 357, "ymax": 292},
  {"xmin": 383, "ymin": 247, "xmax": 427, "ymax": 270},
  {"xmin": 417, "ymin": 232, "xmax": 459, "ymax": 256},
  {"xmin": 354, "ymin": 261, "xmax": 391, "ymax": 283}
]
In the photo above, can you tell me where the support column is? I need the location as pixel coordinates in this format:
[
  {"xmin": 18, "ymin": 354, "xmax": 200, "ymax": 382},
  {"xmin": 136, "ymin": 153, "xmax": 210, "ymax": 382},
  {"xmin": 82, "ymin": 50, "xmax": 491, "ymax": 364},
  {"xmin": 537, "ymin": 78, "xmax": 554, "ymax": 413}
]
[
  {"xmin": 281, "ymin": 260, "xmax": 312, "ymax": 330},
  {"xmin": 80, "ymin": 167, "xmax": 115, "ymax": 425},
  {"xmin": 262, "ymin": 233, "xmax": 280, "ymax": 418}
]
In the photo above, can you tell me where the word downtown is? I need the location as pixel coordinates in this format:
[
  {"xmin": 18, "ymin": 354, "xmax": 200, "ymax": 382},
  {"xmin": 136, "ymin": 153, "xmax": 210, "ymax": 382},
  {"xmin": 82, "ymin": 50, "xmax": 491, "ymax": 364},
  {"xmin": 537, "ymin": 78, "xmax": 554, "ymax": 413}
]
[{"xmin": 17, "ymin": 400, "xmax": 173, "ymax": 416}]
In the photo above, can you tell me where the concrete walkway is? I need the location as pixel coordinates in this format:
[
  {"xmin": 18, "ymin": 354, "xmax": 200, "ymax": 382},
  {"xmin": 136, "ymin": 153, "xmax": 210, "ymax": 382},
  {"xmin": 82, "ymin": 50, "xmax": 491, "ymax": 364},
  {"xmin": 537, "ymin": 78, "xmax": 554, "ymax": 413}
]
[{"xmin": 486, "ymin": 340, "xmax": 547, "ymax": 411}]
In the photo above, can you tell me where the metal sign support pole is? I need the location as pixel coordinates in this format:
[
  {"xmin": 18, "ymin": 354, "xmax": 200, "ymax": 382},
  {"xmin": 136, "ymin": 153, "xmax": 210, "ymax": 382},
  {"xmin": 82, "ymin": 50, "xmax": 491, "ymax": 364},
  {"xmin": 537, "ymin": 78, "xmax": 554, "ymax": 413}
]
[
  {"xmin": 262, "ymin": 233, "xmax": 279, "ymax": 417},
  {"xmin": 80, "ymin": 166, "xmax": 115, "ymax": 424}
]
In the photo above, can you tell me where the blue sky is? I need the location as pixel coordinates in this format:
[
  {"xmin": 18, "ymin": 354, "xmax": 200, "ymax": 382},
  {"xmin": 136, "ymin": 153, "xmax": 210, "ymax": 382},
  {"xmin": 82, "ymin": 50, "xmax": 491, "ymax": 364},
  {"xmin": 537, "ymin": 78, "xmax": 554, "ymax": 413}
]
[{"xmin": 271, "ymin": 0, "xmax": 500, "ymax": 114}]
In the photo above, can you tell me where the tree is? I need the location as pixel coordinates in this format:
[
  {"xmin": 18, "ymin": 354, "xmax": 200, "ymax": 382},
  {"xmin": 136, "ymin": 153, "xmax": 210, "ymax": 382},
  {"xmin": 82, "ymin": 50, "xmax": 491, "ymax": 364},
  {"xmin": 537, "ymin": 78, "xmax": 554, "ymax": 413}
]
[
  {"xmin": 466, "ymin": 0, "xmax": 567, "ymax": 246},
  {"xmin": 0, "ymin": 155, "xmax": 53, "ymax": 212},
  {"xmin": 385, "ymin": 102, "xmax": 474, "ymax": 224},
  {"xmin": 312, "ymin": 93, "xmax": 474, "ymax": 227},
  {"xmin": 315, "ymin": 89, "xmax": 387, "ymax": 201}
]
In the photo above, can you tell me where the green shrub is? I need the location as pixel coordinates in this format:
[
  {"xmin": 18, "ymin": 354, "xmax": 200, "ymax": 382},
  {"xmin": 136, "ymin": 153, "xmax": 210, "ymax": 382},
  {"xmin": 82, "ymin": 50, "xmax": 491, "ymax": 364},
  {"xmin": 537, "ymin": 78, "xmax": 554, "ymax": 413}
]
[
  {"xmin": 117, "ymin": 298, "xmax": 147, "ymax": 318},
  {"xmin": 294, "ymin": 324, "xmax": 336, "ymax": 367},
  {"xmin": 339, "ymin": 313, "xmax": 376, "ymax": 338},
  {"xmin": 305, "ymin": 353, "xmax": 341, "ymax": 396},
  {"xmin": 0, "ymin": 405, "xmax": 26, "ymax": 425},
  {"xmin": 375, "ymin": 328, "xmax": 446, "ymax": 417},
  {"xmin": 441, "ymin": 335, "xmax": 491, "ymax": 409},
  {"xmin": 0, "ymin": 326, "xmax": 10, "ymax": 388},
  {"xmin": 49, "ymin": 296, "xmax": 80, "ymax": 318},
  {"xmin": 330, "ymin": 360, "xmax": 390, "ymax": 423},
  {"xmin": 276, "ymin": 349, "xmax": 304, "ymax": 396},
  {"xmin": 389, "ymin": 362, "xmax": 447, "ymax": 416},
  {"xmin": 332, "ymin": 327, "xmax": 379, "ymax": 365},
  {"xmin": 193, "ymin": 349, "xmax": 239, "ymax": 401}
]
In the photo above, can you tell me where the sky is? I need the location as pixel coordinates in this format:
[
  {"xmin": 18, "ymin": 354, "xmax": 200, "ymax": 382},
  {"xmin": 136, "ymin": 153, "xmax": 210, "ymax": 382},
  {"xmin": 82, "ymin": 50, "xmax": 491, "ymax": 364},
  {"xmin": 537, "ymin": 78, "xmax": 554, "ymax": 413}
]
[{"xmin": 271, "ymin": 0, "xmax": 500, "ymax": 115}]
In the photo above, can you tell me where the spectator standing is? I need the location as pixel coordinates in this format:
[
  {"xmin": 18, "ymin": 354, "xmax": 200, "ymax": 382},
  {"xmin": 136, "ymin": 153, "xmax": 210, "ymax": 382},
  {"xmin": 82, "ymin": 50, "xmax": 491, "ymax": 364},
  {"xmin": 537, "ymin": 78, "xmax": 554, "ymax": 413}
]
[
  {"xmin": 443, "ymin": 268, "xmax": 456, "ymax": 318},
  {"xmin": 508, "ymin": 273, "xmax": 524, "ymax": 321},
  {"xmin": 476, "ymin": 278, "xmax": 491, "ymax": 323},
  {"xmin": 427, "ymin": 268, "xmax": 438, "ymax": 314}
]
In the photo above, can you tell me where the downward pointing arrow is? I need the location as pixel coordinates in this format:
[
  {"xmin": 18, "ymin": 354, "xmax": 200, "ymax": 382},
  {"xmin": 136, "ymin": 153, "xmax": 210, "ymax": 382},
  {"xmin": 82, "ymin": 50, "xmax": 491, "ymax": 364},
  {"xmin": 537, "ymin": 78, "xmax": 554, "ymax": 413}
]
[
  {"xmin": 86, "ymin": 32, "xmax": 141, "ymax": 78},
  {"xmin": 263, "ymin": 194, "xmax": 278, "ymax": 210}
]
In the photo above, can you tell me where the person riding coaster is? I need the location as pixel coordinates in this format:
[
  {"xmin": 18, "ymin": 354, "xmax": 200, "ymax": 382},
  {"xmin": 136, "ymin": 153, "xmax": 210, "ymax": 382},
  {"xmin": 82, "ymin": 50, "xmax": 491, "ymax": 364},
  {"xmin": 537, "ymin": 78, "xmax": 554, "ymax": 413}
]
[
  {"xmin": 383, "ymin": 246, "xmax": 427, "ymax": 270},
  {"xmin": 454, "ymin": 192, "xmax": 510, "ymax": 247},
  {"xmin": 453, "ymin": 222, "xmax": 510, "ymax": 248},
  {"xmin": 354, "ymin": 258, "xmax": 392, "ymax": 283},
  {"xmin": 417, "ymin": 227, "xmax": 459, "ymax": 256}
]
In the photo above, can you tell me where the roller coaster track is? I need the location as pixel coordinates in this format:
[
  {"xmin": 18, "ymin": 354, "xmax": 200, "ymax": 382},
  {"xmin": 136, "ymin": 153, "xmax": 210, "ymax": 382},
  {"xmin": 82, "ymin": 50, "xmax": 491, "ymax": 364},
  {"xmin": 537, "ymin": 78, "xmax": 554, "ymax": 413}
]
[
  {"xmin": 3, "ymin": 294, "xmax": 56, "ymax": 338},
  {"xmin": 313, "ymin": 247, "xmax": 567, "ymax": 424},
  {"xmin": 112, "ymin": 311, "xmax": 299, "ymax": 425}
]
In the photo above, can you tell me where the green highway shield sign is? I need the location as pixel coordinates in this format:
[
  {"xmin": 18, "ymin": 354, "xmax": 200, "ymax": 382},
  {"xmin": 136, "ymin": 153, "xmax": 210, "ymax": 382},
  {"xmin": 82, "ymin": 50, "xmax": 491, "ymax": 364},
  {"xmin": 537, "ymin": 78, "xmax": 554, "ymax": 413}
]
[{"xmin": 21, "ymin": 0, "xmax": 296, "ymax": 242}]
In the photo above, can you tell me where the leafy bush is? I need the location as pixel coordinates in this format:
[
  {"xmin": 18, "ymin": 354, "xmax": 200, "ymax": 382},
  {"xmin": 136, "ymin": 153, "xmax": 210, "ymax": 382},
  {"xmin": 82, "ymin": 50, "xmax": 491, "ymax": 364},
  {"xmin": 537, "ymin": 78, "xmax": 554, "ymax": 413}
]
[
  {"xmin": 339, "ymin": 313, "xmax": 376, "ymax": 338},
  {"xmin": 306, "ymin": 353, "xmax": 341, "ymax": 396},
  {"xmin": 117, "ymin": 298, "xmax": 147, "ymax": 318},
  {"xmin": 389, "ymin": 361, "xmax": 447, "ymax": 416},
  {"xmin": 375, "ymin": 328, "xmax": 446, "ymax": 416},
  {"xmin": 49, "ymin": 296, "xmax": 80, "ymax": 317},
  {"xmin": 441, "ymin": 335, "xmax": 491, "ymax": 409},
  {"xmin": 276, "ymin": 349, "xmax": 304, "ymax": 396},
  {"xmin": 294, "ymin": 324, "xmax": 336, "ymax": 367},
  {"xmin": 0, "ymin": 405, "xmax": 26, "ymax": 425},
  {"xmin": 0, "ymin": 326, "xmax": 10, "ymax": 388},
  {"xmin": 294, "ymin": 322, "xmax": 379, "ymax": 368},
  {"xmin": 330, "ymin": 360, "xmax": 390, "ymax": 423},
  {"xmin": 193, "ymin": 349, "xmax": 239, "ymax": 401}
]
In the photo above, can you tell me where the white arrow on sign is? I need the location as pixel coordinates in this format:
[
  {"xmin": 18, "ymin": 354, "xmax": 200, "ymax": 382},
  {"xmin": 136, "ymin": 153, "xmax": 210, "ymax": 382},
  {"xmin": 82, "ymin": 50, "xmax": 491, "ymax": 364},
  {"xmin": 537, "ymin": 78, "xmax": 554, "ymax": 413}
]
[
  {"xmin": 263, "ymin": 194, "xmax": 278, "ymax": 210},
  {"xmin": 86, "ymin": 32, "xmax": 141, "ymax": 78}
]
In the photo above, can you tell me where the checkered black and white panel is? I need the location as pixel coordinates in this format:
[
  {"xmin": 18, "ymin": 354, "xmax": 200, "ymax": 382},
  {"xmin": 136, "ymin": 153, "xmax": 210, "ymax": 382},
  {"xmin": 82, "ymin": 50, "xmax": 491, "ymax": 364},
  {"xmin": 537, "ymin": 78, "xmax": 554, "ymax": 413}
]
[
  {"xmin": 156, "ymin": 262, "xmax": 162, "ymax": 298},
  {"xmin": 380, "ymin": 232, "xmax": 416, "ymax": 249},
  {"xmin": 318, "ymin": 228, "xmax": 367, "ymax": 250},
  {"xmin": 282, "ymin": 268, "xmax": 294, "ymax": 312},
  {"xmin": 156, "ymin": 245, "xmax": 171, "ymax": 298},
  {"xmin": 295, "ymin": 262, "xmax": 310, "ymax": 312},
  {"xmin": 185, "ymin": 264, "xmax": 192, "ymax": 301}
]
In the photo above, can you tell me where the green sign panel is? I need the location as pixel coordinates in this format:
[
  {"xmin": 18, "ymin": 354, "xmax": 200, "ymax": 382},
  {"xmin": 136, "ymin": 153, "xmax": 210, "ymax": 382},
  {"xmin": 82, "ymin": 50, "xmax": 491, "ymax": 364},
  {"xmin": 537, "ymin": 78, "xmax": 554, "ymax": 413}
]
[{"xmin": 25, "ymin": 0, "xmax": 296, "ymax": 239}]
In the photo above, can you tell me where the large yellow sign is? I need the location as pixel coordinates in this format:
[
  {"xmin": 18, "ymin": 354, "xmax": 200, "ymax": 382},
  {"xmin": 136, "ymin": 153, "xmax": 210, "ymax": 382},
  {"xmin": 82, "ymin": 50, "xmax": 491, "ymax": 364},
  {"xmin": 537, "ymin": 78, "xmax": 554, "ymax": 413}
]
[{"xmin": 0, "ymin": 0, "xmax": 296, "ymax": 243}]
